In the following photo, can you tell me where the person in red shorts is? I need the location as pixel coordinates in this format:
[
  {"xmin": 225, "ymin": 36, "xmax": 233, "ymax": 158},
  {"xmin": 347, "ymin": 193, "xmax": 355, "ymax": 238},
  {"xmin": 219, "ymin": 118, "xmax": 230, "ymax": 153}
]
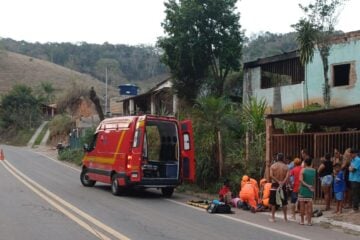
[{"xmin": 290, "ymin": 158, "xmax": 302, "ymax": 220}]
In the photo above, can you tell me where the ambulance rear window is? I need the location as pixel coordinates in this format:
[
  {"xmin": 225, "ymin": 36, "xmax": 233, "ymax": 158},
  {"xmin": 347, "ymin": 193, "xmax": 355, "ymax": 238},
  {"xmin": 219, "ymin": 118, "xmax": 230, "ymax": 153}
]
[{"xmin": 133, "ymin": 129, "xmax": 141, "ymax": 148}]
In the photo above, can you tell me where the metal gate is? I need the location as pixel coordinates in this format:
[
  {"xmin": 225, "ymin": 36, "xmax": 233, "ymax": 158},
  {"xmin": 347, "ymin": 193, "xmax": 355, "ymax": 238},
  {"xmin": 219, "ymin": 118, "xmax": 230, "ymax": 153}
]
[{"xmin": 271, "ymin": 130, "xmax": 360, "ymax": 201}]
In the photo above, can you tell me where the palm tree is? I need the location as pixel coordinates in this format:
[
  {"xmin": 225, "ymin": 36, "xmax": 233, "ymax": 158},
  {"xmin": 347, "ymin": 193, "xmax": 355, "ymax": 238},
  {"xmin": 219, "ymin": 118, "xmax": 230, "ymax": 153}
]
[
  {"xmin": 40, "ymin": 82, "xmax": 56, "ymax": 104},
  {"xmin": 242, "ymin": 97, "xmax": 267, "ymax": 177},
  {"xmin": 193, "ymin": 96, "xmax": 231, "ymax": 178},
  {"xmin": 293, "ymin": 0, "xmax": 346, "ymax": 109}
]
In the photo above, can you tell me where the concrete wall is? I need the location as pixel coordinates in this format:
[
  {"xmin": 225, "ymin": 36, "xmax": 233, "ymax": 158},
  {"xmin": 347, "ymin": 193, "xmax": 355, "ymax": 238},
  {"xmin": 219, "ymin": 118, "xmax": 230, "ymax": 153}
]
[
  {"xmin": 243, "ymin": 67, "xmax": 304, "ymax": 112},
  {"xmin": 306, "ymin": 39, "xmax": 360, "ymax": 107},
  {"xmin": 244, "ymin": 37, "xmax": 360, "ymax": 112}
]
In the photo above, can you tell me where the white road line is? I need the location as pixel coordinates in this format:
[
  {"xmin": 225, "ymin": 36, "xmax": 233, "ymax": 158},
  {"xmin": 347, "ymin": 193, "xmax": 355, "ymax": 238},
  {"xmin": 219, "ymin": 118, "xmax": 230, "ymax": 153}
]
[
  {"xmin": 2, "ymin": 160, "xmax": 131, "ymax": 240},
  {"xmin": 32, "ymin": 150, "xmax": 81, "ymax": 172},
  {"xmin": 166, "ymin": 199, "xmax": 311, "ymax": 240},
  {"xmin": 1, "ymin": 161, "xmax": 111, "ymax": 240},
  {"xmin": 13, "ymin": 149, "xmax": 311, "ymax": 240}
]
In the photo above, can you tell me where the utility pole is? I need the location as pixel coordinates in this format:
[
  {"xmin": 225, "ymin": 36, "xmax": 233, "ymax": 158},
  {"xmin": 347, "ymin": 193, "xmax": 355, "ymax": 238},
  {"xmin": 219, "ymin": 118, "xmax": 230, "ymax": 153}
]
[{"xmin": 105, "ymin": 66, "xmax": 108, "ymax": 115}]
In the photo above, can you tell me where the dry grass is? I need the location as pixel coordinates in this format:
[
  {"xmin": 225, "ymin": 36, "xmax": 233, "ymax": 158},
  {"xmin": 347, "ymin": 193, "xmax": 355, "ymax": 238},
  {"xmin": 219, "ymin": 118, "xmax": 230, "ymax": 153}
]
[{"xmin": 0, "ymin": 50, "xmax": 118, "ymax": 99}]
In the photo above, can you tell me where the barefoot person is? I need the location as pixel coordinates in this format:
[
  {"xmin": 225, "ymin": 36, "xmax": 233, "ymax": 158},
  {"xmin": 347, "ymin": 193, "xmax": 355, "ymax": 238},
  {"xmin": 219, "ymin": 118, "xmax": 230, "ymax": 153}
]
[
  {"xmin": 299, "ymin": 158, "xmax": 316, "ymax": 226},
  {"xmin": 342, "ymin": 148, "xmax": 352, "ymax": 209},
  {"xmin": 349, "ymin": 149, "xmax": 360, "ymax": 213},
  {"xmin": 269, "ymin": 153, "xmax": 289, "ymax": 222},
  {"xmin": 290, "ymin": 158, "xmax": 302, "ymax": 220},
  {"xmin": 333, "ymin": 163, "xmax": 345, "ymax": 214},
  {"xmin": 318, "ymin": 153, "xmax": 333, "ymax": 211}
]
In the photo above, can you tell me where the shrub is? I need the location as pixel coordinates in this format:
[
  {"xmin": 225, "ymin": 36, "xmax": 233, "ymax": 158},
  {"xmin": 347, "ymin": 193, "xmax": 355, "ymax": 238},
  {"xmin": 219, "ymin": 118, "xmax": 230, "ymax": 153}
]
[
  {"xmin": 48, "ymin": 114, "xmax": 73, "ymax": 144},
  {"xmin": 58, "ymin": 148, "xmax": 84, "ymax": 166}
]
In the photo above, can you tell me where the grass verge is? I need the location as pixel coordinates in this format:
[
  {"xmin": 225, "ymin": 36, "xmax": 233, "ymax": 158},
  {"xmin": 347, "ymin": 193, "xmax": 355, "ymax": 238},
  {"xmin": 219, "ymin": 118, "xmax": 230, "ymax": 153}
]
[
  {"xmin": 0, "ymin": 128, "xmax": 36, "ymax": 146},
  {"xmin": 33, "ymin": 123, "xmax": 48, "ymax": 146},
  {"xmin": 58, "ymin": 148, "xmax": 84, "ymax": 166}
]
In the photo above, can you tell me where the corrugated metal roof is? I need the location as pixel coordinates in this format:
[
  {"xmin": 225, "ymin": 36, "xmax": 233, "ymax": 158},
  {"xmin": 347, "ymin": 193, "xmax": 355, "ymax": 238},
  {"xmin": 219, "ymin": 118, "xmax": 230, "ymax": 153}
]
[
  {"xmin": 267, "ymin": 104, "xmax": 360, "ymax": 128},
  {"xmin": 243, "ymin": 51, "xmax": 299, "ymax": 68},
  {"xmin": 118, "ymin": 77, "xmax": 172, "ymax": 102},
  {"xmin": 243, "ymin": 30, "xmax": 360, "ymax": 69}
]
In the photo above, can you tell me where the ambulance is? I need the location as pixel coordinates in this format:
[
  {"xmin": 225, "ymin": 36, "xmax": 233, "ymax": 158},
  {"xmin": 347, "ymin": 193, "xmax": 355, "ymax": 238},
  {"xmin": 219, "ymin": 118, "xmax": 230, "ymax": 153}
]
[{"xmin": 80, "ymin": 115, "xmax": 195, "ymax": 197}]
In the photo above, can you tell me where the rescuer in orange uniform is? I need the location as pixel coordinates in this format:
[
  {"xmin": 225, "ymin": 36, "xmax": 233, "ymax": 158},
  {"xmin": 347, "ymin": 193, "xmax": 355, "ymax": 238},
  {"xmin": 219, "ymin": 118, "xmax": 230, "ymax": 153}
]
[
  {"xmin": 259, "ymin": 178, "xmax": 272, "ymax": 208},
  {"xmin": 239, "ymin": 175, "xmax": 258, "ymax": 212}
]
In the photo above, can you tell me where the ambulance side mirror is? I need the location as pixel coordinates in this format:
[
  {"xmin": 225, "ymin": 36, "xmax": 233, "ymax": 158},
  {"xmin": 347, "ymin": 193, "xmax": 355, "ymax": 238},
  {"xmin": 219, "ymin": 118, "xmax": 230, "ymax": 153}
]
[{"xmin": 83, "ymin": 144, "xmax": 90, "ymax": 152}]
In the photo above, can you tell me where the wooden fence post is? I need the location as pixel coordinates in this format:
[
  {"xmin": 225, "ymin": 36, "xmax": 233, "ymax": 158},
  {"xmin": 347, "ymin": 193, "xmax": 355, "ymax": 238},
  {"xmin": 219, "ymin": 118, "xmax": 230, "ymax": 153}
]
[{"xmin": 265, "ymin": 117, "xmax": 274, "ymax": 181}]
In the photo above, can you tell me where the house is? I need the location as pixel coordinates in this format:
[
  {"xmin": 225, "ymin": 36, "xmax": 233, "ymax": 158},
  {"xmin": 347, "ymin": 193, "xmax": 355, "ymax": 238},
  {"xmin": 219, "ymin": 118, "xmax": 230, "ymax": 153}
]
[
  {"xmin": 41, "ymin": 103, "xmax": 57, "ymax": 118},
  {"xmin": 243, "ymin": 30, "xmax": 360, "ymax": 113},
  {"xmin": 118, "ymin": 78, "xmax": 178, "ymax": 116}
]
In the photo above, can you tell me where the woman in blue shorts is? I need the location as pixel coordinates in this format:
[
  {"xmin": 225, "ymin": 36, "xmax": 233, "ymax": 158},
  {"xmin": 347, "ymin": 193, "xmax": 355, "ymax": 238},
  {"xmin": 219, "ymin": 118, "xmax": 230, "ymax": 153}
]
[{"xmin": 318, "ymin": 153, "xmax": 333, "ymax": 211}]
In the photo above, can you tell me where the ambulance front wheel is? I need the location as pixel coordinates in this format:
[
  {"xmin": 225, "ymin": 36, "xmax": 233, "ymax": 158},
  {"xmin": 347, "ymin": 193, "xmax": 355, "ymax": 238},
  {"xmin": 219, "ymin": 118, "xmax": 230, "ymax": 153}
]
[
  {"xmin": 161, "ymin": 187, "xmax": 174, "ymax": 198},
  {"xmin": 80, "ymin": 169, "xmax": 96, "ymax": 187}
]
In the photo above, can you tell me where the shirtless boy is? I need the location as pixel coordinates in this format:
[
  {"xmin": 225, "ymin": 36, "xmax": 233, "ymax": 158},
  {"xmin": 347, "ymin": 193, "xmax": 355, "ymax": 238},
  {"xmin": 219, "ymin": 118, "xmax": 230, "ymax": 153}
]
[{"xmin": 269, "ymin": 153, "xmax": 289, "ymax": 222}]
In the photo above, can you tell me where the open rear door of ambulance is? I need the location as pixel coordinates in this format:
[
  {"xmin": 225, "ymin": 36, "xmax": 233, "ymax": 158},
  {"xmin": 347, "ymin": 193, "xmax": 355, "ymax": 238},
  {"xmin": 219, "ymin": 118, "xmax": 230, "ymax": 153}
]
[
  {"xmin": 129, "ymin": 115, "xmax": 147, "ymax": 183},
  {"xmin": 180, "ymin": 120, "xmax": 196, "ymax": 183}
]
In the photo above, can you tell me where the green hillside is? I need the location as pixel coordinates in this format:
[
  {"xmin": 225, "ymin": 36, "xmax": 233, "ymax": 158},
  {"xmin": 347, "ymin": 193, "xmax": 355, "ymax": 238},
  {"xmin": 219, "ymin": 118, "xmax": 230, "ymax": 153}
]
[
  {"xmin": 1, "ymin": 39, "xmax": 169, "ymax": 88},
  {"xmin": 0, "ymin": 32, "xmax": 300, "ymax": 98}
]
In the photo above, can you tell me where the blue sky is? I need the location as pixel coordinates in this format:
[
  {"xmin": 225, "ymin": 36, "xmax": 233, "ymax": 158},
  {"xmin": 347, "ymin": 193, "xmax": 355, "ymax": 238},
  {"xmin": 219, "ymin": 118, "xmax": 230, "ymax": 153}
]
[{"xmin": 0, "ymin": 0, "xmax": 358, "ymax": 45}]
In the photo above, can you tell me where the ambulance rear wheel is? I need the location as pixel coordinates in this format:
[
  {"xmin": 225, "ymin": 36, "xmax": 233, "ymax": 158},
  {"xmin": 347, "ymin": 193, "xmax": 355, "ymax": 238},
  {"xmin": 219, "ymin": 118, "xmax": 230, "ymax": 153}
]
[
  {"xmin": 111, "ymin": 175, "xmax": 124, "ymax": 196},
  {"xmin": 80, "ymin": 169, "xmax": 96, "ymax": 187},
  {"xmin": 161, "ymin": 187, "xmax": 174, "ymax": 198}
]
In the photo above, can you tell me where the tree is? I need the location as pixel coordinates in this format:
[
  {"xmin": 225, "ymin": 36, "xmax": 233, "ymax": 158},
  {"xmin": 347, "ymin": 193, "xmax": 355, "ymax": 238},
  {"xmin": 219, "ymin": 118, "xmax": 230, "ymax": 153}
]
[
  {"xmin": 1, "ymin": 38, "xmax": 168, "ymax": 83},
  {"xmin": 38, "ymin": 82, "xmax": 56, "ymax": 104},
  {"xmin": 89, "ymin": 87, "xmax": 105, "ymax": 121},
  {"xmin": 242, "ymin": 97, "xmax": 267, "ymax": 177},
  {"xmin": 242, "ymin": 32, "xmax": 298, "ymax": 62},
  {"xmin": 193, "ymin": 96, "xmax": 231, "ymax": 179},
  {"xmin": 158, "ymin": 0, "xmax": 244, "ymax": 102},
  {"xmin": 0, "ymin": 84, "xmax": 41, "ymax": 129},
  {"xmin": 95, "ymin": 58, "xmax": 122, "ymax": 86},
  {"xmin": 293, "ymin": 0, "xmax": 347, "ymax": 108}
]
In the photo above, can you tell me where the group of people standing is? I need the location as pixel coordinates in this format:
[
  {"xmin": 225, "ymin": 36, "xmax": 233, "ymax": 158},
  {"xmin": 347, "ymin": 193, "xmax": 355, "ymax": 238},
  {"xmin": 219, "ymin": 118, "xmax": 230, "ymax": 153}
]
[
  {"xmin": 269, "ymin": 148, "xmax": 360, "ymax": 225},
  {"xmin": 218, "ymin": 148, "xmax": 360, "ymax": 225},
  {"xmin": 317, "ymin": 148, "xmax": 360, "ymax": 214}
]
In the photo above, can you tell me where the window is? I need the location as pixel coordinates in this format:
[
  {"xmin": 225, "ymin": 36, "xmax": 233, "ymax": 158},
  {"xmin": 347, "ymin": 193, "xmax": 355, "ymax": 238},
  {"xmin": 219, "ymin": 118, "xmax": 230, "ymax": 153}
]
[
  {"xmin": 260, "ymin": 58, "xmax": 304, "ymax": 89},
  {"xmin": 183, "ymin": 133, "xmax": 190, "ymax": 150},
  {"xmin": 132, "ymin": 129, "xmax": 141, "ymax": 148},
  {"xmin": 145, "ymin": 125, "xmax": 161, "ymax": 161},
  {"xmin": 333, "ymin": 64, "xmax": 350, "ymax": 86},
  {"xmin": 143, "ymin": 132, "xmax": 148, "ymax": 159}
]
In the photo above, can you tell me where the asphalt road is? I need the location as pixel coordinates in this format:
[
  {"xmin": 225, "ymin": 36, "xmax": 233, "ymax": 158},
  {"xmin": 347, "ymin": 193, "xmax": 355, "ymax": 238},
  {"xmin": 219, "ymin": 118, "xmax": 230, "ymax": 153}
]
[{"xmin": 0, "ymin": 145, "xmax": 359, "ymax": 240}]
